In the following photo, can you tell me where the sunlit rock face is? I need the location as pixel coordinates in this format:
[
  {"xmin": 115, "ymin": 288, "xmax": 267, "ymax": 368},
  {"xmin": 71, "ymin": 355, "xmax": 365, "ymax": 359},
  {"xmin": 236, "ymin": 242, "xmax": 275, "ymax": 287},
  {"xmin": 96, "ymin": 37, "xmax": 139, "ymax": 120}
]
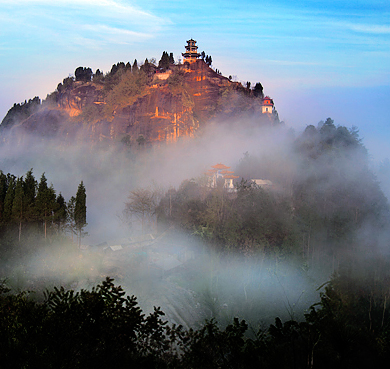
[{"xmin": 1, "ymin": 60, "xmax": 278, "ymax": 146}]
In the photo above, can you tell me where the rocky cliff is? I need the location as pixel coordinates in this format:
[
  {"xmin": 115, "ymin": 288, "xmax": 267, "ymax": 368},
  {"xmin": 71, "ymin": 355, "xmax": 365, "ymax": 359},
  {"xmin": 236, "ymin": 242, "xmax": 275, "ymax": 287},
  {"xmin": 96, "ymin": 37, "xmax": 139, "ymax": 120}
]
[{"xmin": 0, "ymin": 59, "xmax": 279, "ymax": 147}]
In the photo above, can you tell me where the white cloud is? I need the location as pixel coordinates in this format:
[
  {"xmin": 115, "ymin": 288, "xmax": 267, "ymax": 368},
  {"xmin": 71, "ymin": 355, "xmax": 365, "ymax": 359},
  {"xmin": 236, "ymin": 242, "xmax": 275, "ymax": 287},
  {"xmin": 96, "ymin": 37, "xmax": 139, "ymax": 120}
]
[
  {"xmin": 349, "ymin": 24, "xmax": 390, "ymax": 34},
  {"xmin": 334, "ymin": 21, "xmax": 390, "ymax": 35},
  {"xmin": 0, "ymin": 0, "xmax": 169, "ymax": 28},
  {"xmin": 0, "ymin": 0, "xmax": 170, "ymax": 50},
  {"xmin": 81, "ymin": 24, "xmax": 153, "ymax": 44}
]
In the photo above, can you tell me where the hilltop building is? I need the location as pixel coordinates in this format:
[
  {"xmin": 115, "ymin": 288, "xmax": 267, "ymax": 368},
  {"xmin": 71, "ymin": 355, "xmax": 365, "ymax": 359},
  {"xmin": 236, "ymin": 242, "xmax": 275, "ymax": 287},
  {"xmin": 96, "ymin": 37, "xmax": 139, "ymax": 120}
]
[
  {"xmin": 262, "ymin": 96, "xmax": 274, "ymax": 114},
  {"xmin": 206, "ymin": 164, "xmax": 239, "ymax": 191},
  {"xmin": 182, "ymin": 39, "xmax": 201, "ymax": 63},
  {"xmin": 181, "ymin": 39, "xmax": 276, "ymax": 116}
]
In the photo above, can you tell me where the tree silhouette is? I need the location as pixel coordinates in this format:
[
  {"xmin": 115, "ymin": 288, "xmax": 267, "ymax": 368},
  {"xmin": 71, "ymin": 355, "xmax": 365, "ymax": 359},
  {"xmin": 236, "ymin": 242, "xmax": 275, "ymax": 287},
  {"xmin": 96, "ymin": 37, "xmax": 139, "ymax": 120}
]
[{"xmin": 74, "ymin": 181, "xmax": 87, "ymax": 247}]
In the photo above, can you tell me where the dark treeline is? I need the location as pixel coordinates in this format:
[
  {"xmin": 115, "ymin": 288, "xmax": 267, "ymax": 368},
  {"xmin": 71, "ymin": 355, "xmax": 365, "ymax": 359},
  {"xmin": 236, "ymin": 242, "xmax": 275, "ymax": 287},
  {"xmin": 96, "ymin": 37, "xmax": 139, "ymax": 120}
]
[
  {"xmin": 0, "ymin": 169, "xmax": 87, "ymax": 255},
  {"xmin": 1, "ymin": 273, "xmax": 390, "ymax": 369}
]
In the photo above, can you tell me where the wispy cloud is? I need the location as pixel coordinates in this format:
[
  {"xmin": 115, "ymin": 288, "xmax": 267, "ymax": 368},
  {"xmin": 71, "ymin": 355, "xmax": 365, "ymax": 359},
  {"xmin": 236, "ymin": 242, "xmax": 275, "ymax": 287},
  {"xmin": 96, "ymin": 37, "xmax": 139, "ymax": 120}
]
[
  {"xmin": 347, "ymin": 23, "xmax": 390, "ymax": 34},
  {"xmin": 0, "ymin": 0, "xmax": 164, "ymax": 22},
  {"xmin": 0, "ymin": 0, "xmax": 170, "ymax": 50},
  {"xmin": 81, "ymin": 24, "xmax": 153, "ymax": 45}
]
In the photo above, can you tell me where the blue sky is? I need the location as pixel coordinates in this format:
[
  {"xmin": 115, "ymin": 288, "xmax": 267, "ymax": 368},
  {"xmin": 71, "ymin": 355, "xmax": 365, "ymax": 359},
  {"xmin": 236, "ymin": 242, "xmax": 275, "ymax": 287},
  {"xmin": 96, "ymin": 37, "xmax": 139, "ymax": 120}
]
[{"xmin": 0, "ymin": 0, "xmax": 389, "ymax": 160}]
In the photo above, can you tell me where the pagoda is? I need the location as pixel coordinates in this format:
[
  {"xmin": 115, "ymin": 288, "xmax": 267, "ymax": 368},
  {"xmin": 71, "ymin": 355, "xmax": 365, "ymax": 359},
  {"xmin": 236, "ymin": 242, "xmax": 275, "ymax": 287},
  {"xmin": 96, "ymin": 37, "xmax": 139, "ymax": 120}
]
[
  {"xmin": 182, "ymin": 39, "xmax": 200, "ymax": 63},
  {"xmin": 206, "ymin": 164, "xmax": 239, "ymax": 190}
]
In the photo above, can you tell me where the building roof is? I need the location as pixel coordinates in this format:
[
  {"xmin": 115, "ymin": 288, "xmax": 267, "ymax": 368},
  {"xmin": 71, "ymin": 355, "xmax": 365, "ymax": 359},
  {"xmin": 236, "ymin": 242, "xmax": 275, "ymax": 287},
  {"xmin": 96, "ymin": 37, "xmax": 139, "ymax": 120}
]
[
  {"xmin": 220, "ymin": 170, "xmax": 234, "ymax": 174},
  {"xmin": 263, "ymin": 96, "xmax": 274, "ymax": 106},
  {"xmin": 212, "ymin": 163, "xmax": 230, "ymax": 170},
  {"xmin": 223, "ymin": 175, "xmax": 240, "ymax": 179}
]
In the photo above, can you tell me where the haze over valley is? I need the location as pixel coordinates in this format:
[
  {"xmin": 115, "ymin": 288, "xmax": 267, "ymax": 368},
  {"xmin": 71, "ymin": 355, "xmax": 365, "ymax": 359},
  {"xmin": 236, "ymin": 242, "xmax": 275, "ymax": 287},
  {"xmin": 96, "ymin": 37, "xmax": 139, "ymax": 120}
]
[{"xmin": 0, "ymin": 1, "xmax": 389, "ymax": 365}]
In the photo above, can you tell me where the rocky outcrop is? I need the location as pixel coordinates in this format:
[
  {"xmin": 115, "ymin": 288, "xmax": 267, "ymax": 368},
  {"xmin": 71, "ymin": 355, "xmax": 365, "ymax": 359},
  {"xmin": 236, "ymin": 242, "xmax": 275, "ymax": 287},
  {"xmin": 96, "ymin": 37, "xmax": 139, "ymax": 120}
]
[{"xmin": 1, "ymin": 60, "xmax": 278, "ymax": 146}]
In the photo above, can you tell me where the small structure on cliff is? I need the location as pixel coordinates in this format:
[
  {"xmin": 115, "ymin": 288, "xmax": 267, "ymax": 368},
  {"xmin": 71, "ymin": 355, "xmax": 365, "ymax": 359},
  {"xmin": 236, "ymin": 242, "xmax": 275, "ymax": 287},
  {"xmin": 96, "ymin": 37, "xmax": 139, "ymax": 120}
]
[
  {"xmin": 206, "ymin": 164, "xmax": 240, "ymax": 190},
  {"xmin": 182, "ymin": 39, "xmax": 201, "ymax": 63},
  {"xmin": 262, "ymin": 96, "xmax": 274, "ymax": 114}
]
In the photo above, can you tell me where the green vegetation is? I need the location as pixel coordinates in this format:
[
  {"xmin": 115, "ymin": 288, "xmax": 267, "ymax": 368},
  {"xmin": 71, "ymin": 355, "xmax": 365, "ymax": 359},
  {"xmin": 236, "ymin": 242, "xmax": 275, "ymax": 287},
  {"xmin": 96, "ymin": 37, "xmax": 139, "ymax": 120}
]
[
  {"xmin": 157, "ymin": 119, "xmax": 389, "ymax": 269},
  {"xmin": 1, "ymin": 271, "xmax": 390, "ymax": 368},
  {"xmin": 158, "ymin": 51, "xmax": 172, "ymax": 71},
  {"xmin": 74, "ymin": 181, "xmax": 87, "ymax": 247},
  {"xmin": 104, "ymin": 69, "xmax": 149, "ymax": 117},
  {"xmin": 0, "ymin": 118, "xmax": 390, "ymax": 367},
  {"xmin": 74, "ymin": 66, "xmax": 93, "ymax": 82},
  {"xmin": 0, "ymin": 169, "xmax": 87, "ymax": 258}
]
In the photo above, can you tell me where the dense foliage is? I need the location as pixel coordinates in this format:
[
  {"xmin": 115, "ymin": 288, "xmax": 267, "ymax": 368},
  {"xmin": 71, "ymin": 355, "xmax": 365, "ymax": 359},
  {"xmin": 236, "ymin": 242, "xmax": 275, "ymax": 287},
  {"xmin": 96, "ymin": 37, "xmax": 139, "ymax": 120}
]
[
  {"xmin": 157, "ymin": 119, "xmax": 390, "ymax": 269},
  {"xmin": 0, "ymin": 169, "xmax": 86, "ymax": 258},
  {"xmin": 1, "ymin": 273, "xmax": 390, "ymax": 369}
]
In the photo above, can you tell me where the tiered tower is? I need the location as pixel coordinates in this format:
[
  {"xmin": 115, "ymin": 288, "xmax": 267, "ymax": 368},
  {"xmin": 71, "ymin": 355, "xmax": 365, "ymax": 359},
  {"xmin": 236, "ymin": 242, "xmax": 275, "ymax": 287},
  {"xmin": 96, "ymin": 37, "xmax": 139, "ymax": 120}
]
[
  {"xmin": 182, "ymin": 39, "xmax": 200, "ymax": 63},
  {"xmin": 206, "ymin": 164, "xmax": 239, "ymax": 190}
]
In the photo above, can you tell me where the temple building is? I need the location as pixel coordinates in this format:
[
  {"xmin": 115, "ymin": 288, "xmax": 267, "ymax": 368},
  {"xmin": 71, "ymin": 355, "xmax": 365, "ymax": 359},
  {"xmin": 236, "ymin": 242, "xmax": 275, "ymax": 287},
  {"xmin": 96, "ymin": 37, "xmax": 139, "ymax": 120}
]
[
  {"xmin": 182, "ymin": 39, "xmax": 200, "ymax": 63},
  {"xmin": 262, "ymin": 96, "xmax": 274, "ymax": 114},
  {"xmin": 206, "ymin": 164, "xmax": 239, "ymax": 190}
]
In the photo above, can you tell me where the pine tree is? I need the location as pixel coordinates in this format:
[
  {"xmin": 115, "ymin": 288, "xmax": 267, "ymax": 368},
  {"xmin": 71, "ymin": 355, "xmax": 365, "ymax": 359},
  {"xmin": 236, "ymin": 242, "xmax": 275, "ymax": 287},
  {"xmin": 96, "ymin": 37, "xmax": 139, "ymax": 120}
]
[
  {"xmin": 132, "ymin": 59, "xmax": 138, "ymax": 72},
  {"xmin": 169, "ymin": 52, "xmax": 175, "ymax": 65},
  {"xmin": 54, "ymin": 193, "xmax": 67, "ymax": 233},
  {"xmin": 253, "ymin": 82, "xmax": 263, "ymax": 98},
  {"xmin": 23, "ymin": 168, "xmax": 36, "ymax": 222},
  {"xmin": 66, "ymin": 196, "xmax": 76, "ymax": 243},
  {"xmin": 12, "ymin": 177, "xmax": 25, "ymax": 241},
  {"xmin": 35, "ymin": 173, "xmax": 56, "ymax": 239},
  {"xmin": 0, "ymin": 171, "xmax": 7, "ymax": 224},
  {"xmin": 74, "ymin": 181, "xmax": 87, "ymax": 247},
  {"xmin": 158, "ymin": 51, "xmax": 170, "ymax": 71},
  {"xmin": 3, "ymin": 176, "xmax": 15, "ymax": 222}
]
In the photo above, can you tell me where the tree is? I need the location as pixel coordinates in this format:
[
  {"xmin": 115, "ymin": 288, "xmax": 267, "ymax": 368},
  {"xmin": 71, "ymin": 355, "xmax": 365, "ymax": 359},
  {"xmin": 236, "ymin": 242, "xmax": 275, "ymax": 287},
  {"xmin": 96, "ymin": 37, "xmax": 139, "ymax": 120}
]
[
  {"xmin": 158, "ymin": 51, "xmax": 170, "ymax": 71},
  {"xmin": 35, "ymin": 173, "xmax": 56, "ymax": 239},
  {"xmin": 75, "ymin": 67, "xmax": 93, "ymax": 82},
  {"xmin": 3, "ymin": 176, "xmax": 15, "ymax": 222},
  {"xmin": 140, "ymin": 58, "xmax": 153, "ymax": 75},
  {"xmin": 124, "ymin": 188, "xmax": 159, "ymax": 233},
  {"xmin": 132, "ymin": 59, "xmax": 138, "ymax": 72},
  {"xmin": 11, "ymin": 177, "xmax": 25, "ymax": 242},
  {"xmin": 253, "ymin": 82, "xmax": 263, "ymax": 97},
  {"xmin": 93, "ymin": 69, "xmax": 103, "ymax": 82},
  {"xmin": 0, "ymin": 171, "xmax": 7, "ymax": 223},
  {"xmin": 205, "ymin": 55, "xmax": 212, "ymax": 66},
  {"xmin": 74, "ymin": 181, "xmax": 87, "ymax": 247},
  {"xmin": 66, "ymin": 196, "xmax": 77, "ymax": 243},
  {"xmin": 169, "ymin": 52, "xmax": 175, "ymax": 65},
  {"xmin": 136, "ymin": 134, "xmax": 146, "ymax": 147},
  {"xmin": 54, "ymin": 193, "xmax": 67, "ymax": 233},
  {"xmin": 23, "ymin": 168, "xmax": 36, "ymax": 222}
]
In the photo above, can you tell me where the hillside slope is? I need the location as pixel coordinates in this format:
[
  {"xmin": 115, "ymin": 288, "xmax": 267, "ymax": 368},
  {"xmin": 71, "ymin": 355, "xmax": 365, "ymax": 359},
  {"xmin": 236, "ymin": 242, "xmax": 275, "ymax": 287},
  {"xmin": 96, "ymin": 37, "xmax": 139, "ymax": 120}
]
[{"xmin": 0, "ymin": 59, "xmax": 279, "ymax": 146}]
